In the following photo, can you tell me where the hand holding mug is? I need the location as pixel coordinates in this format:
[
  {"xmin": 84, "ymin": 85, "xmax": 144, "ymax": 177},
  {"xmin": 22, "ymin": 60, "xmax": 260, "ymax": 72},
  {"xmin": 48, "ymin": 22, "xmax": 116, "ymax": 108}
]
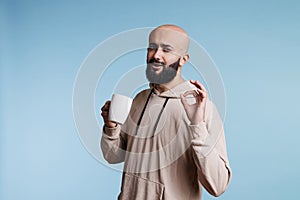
[
  {"xmin": 101, "ymin": 94, "xmax": 133, "ymax": 128},
  {"xmin": 101, "ymin": 101, "xmax": 117, "ymax": 128}
]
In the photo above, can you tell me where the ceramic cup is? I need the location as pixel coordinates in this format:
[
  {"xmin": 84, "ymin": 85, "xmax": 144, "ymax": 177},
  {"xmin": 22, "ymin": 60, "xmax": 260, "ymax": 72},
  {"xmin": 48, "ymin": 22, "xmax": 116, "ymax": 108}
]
[{"xmin": 108, "ymin": 94, "xmax": 133, "ymax": 124}]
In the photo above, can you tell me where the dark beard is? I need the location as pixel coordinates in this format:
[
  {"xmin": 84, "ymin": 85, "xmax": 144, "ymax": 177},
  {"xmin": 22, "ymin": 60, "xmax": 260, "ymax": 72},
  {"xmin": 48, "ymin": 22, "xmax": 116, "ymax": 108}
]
[{"xmin": 146, "ymin": 58, "xmax": 180, "ymax": 84}]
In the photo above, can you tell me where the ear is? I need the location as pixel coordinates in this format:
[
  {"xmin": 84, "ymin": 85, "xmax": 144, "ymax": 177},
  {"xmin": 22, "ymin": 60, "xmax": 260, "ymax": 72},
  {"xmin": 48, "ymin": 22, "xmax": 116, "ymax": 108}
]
[{"xmin": 179, "ymin": 53, "xmax": 190, "ymax": 66}]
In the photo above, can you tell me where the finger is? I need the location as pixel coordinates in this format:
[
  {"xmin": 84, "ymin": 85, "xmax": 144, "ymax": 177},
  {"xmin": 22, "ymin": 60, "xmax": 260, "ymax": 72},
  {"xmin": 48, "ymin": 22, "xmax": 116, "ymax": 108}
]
[
  {"xmin": 101, "ymin": 106, "xmax": 109, "ymax": 112},
  {"xmin": 197, "ymin": 82, "xmax": 207, "ymax": 92},
  {"xmin": 196, "ymin": 89, "xmax": 207, "ymax": 99},
  {"xmin": 101, "ymin": 108, "xmax": 110, "ymax": 121},
  {"xmin": 101, "ymin": 111, "xmax": 108, "ymax": 118},
  {"xmin": 101, "ymin": 100, "xmax": 111, "ymax": 111},
  {"xmin": 190, "ymin": 80, "xmax": 207, "ymax": 92},
  {"xmin": 180, "ymin": 94, "xmax": 189, "ymax": 109},
  {"xmin": 183, "ymin": 88, "xmax": 207, "ymax": 98},
  {"xmin": 182, "ymin": 90, "xmax": 198, "ymax": 97},
  {"xmin": 104, "ymin": 100, "xmax": 111, "ymax": 107},
  {"xmin": 191, "ymin": 80, "xmax": 203, "ymax": 89},
  {"xmin": 197, "ymin": 88, "xmax": 207, "ymax": 96}
]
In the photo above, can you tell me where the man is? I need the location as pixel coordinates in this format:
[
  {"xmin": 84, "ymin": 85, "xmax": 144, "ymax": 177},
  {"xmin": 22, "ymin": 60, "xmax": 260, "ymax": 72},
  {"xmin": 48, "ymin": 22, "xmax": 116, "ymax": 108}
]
[{"xmin": 100, "ymin": 24, "xmax": 231, "ymax": 200}]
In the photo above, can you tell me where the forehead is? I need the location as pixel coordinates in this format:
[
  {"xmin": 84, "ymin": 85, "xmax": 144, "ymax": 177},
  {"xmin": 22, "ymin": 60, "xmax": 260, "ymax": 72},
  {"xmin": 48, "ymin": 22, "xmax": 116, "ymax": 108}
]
[{"xmin": 149, "ymin": 28, "xmax": 188, "ymax": 49}]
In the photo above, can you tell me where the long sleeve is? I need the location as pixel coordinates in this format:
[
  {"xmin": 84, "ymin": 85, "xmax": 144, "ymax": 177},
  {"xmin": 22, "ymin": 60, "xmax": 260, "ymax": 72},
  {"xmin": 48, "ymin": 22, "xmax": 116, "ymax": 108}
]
[
  {"xmin": 189, "ymin": 101, "xmax": 232, "ymax": 197},
  {"xmin": 100, "ymin": 124, "xmax": 127, "ymax": 164}
]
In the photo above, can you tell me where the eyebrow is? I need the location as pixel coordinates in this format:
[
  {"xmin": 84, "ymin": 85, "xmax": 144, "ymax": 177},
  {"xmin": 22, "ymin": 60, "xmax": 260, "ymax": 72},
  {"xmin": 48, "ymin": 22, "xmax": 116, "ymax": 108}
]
[
  {"xmin": 149, "ymin": 43, "xmax": 175, "ymax": 49},
  {"xmin": 161, "ymin": 44, "xmax": 174, "ymax": 49}
]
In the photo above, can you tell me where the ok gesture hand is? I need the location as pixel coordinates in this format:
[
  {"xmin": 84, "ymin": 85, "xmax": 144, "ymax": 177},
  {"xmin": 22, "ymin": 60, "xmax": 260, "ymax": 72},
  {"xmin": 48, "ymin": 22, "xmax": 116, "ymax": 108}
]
[{"xmin": 180, "ymin": 80, "xmax": 207, "ymax": 125}]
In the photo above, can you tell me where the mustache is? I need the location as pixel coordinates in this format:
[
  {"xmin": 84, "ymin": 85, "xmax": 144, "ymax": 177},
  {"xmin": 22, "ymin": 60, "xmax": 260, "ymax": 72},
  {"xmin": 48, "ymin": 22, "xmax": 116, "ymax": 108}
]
[{"xmin": 147, "ymin": 58, "xmax": 165, "ymax": 66}]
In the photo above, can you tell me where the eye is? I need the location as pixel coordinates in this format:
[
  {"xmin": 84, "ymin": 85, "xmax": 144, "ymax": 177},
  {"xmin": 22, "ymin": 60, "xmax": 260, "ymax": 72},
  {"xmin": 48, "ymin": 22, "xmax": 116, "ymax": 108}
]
[
  {"xmin": 163, "ymin": 47, "xmax": 172, "ymax": 53},
  {"xmin": 148, "ymin": 44, "xmax": 157, "ymax": 50}
]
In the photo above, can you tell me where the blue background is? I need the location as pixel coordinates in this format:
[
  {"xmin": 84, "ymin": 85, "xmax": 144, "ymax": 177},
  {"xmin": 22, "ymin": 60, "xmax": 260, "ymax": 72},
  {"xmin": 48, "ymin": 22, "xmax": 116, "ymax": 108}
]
[{"xmin": 1, "ymin": 0, "xmax": 300, "ymax": 199}]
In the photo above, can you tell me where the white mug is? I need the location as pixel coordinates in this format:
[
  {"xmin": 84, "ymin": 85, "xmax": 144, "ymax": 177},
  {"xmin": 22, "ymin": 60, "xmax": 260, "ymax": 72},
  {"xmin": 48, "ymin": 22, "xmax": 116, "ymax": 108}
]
[{"xmin": 108, "ymin": 94, "xmax": 133, "ymax": 124}]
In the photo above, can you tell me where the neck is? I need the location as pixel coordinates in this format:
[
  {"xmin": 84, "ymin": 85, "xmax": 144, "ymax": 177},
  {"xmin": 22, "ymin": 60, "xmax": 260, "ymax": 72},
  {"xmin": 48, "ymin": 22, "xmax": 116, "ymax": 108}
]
[{"xmin": 154, "ymin": 74, "xmax": 185, "ymax": 93}]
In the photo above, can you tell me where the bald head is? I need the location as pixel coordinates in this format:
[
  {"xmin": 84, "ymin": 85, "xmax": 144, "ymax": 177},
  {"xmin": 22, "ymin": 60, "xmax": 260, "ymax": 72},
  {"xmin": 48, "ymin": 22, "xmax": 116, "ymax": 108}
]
[
  {"xmin": 154, "ymin": 24, "xmax": 189, "ymax": 36},
  {"xmin": 149, "ymin": 24, "xmax": 190, "ymax": 55}
]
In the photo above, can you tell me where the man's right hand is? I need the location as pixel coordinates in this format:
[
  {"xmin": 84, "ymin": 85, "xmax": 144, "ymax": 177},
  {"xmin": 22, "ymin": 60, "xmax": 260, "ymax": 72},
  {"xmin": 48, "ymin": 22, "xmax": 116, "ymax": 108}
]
[{"xmin": 101, "ymin": 100, "xmax": 117, "ymax": 128}]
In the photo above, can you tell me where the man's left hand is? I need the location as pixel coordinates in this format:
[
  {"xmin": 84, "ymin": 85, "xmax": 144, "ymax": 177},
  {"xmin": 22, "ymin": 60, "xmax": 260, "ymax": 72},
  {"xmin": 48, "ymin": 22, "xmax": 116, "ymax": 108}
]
[{"xmin": 180, "ymin": 80, "xmax": 207, "ymax": 125}]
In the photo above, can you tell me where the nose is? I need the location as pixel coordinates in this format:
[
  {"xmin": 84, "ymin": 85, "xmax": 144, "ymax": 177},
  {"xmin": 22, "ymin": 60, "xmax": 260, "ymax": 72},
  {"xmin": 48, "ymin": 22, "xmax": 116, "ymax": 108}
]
[{"xmin": 153, "ymin": 48, "xmax": 163, "ymax": 60}]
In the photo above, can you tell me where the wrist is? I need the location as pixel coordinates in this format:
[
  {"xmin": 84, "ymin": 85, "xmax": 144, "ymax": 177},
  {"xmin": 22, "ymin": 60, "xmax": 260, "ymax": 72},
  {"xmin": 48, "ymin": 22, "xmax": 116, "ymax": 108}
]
[{"xmin": 105, "ymin": 122, "xmax": 117, "ymax": 128}]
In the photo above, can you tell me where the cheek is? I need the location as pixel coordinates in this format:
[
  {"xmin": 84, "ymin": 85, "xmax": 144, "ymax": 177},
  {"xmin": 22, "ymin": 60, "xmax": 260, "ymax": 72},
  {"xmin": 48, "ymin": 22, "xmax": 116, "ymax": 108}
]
[
  {"xmin": 147, "ymin": 51, "xmax": 151, "ymax": 57},
  {"xmin": 147, "ymin": 50, "xmax": 161, "ymax": 60},
  {"xmin": 166, "ymin": 54, "xmax": 181, "ymax": 65},
  {"xmin": 146, "ymin": 51, "xmax": 152, "ymax": 61}
]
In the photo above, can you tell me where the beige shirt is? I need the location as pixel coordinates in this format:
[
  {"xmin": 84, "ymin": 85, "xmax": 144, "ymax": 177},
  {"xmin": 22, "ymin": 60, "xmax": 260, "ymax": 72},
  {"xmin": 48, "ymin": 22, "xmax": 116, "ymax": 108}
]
[{"xmin": 101, "ymin": 81, "xmax": 231, "ymax": 200}]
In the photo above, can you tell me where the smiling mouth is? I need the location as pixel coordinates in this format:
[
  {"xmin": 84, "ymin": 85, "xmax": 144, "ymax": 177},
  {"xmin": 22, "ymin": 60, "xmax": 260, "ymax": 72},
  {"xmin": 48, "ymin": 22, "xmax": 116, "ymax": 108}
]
[{"xmin": 149, "ymin": 62, "xmax": 164, "ymax": 70}]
